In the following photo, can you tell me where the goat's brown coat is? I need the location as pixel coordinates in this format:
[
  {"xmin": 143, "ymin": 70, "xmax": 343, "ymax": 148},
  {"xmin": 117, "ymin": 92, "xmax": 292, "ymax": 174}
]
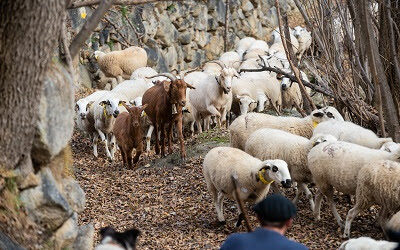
[{"xmin": 113, "ymin": 104, "xmax": 147, "ymax": 168}]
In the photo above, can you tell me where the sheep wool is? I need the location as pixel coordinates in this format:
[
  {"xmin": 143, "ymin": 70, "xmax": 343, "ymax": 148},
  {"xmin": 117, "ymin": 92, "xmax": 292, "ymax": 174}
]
[
  {"xmin": 203, "ymin": 146, "xmax": 291, "ymax": 223},
  {"xmin": 314, "ymin": 119, "xmax": 392, "ymax": 149},
  {"xmin": 339, "ymin": 237, "xmax": 398, "ymax": 250},
  {"xmin": 344, "ymin": 160, "xmax": 400, "ymax": 237},
  {"xmin": 229, "ymin": 106, "xmax": 343, "ymax": 150},
  {"xmin": 95, "ymin": 46, "xmax": 147, "ymax": 80},
  {"xmin": 245, "ymin": 129, "xmax": 337, "ymax": 210},
  {"xmin": 308, "ymin": 141, "xmax": 400, "ymax": 227}
]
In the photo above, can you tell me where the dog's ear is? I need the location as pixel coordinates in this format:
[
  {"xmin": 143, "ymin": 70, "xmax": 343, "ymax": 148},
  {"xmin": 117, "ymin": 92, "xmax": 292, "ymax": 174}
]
[
  {"xmin": 121, "ymin": 229, "xmax": 141, "ymax": 248},
  {"xmin": 99, "ymin": 227, "xmax": 116, "ymax": 239}
]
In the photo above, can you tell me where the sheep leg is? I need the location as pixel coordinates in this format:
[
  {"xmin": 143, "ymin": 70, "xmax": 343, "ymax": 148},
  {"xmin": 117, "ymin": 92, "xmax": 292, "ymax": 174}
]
[
  {"xmin": 146, "ymin": 125, "xmax": 154, "ymax": 152},
  {"xmin": 109, "ymin": 134, "xmax": 116, "ymax": 160},
  {"xmin": 206, "ymin": 106, "xmax": 221, "ymax": 125},
  {"xmin": 257, "ymin": 94, "xmax": 267, "ymax": 112},
  {"xmin": 220, "ymin": 108, "xmax": 227, "ymax": 128},
  {"xmin": 216, "ymin": 192, "xmax": 225, "ymax": 223},
  {"xmin": 314, "ymin": 191, "xmax": 323, "ymax": 221},
  {"xmin": 344, "ymin": 204, "xmax": 364, "ymax": 238},
  {"xmin": 103, "ymin": 136, "xmax": 113, "ymax": 161},
  {"xmin": 92, "ymin": 132, "xmax": 99, "ymax": 158},
  {"xmin": 377, "ymin": 207, "xmax": 390, "ymax": 231},
  {"xmin": 190, "ymin": 121, "xmax": 195, "ymax": 137},
  {"xmin": 196, "ymin": 120, "xmax": 203, "ymax": 134},
  {"xmin": 326, "ymin": 191, "xmax": 343, "ymax": 227}
]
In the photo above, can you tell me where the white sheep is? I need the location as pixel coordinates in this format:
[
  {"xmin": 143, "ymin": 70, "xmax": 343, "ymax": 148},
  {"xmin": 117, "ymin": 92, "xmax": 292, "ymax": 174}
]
[
  {"xmin": 111, "ymin": 78, "xmax": 154, "ymax": 101},
  {"xmin": 236, "ymin": 36, "xmax": 256, "ymax": 59},
  {"xmin": 381, "ymin": 141, "xmax": 400, "ymax": 153},
  {"xmin": 344, "ymin": 160, "xmax": 400, "ymax": 237},
  {"xmin": 75, "ymin": 90, "xmax": 107, "ymax": 135},
  {"xmin": 94, "ymin": 46, "xmax": 147, "ymax": 83},
  {"xmin": 185, "ymin": 61, "xmax": 239, "ymax": 132},
  {"xmin": 203, "ymin": 146, "xmax": 292, "ymax": 225},
  {"xmin": 130, "ymin": 66, "xmax": 158, "ymax": 80},
  {"xmin": 245, "ymin": 129, "xmax": 338, "ymax": 211},
  {"xmin": 269, "ymin": 28, "xmax": 299, "ymax": 54},
  {"xmin": 339, "ymin": 237, "xmax": 398, "ymax": 250},
  {"xmin": 308, "ymin": 141, "xmax": 400, "ymax": 228},
  {"xmin": 89, "ymin": 91, "xmax": 128, "ymax": 160},
  {"xmin": 314, "ymin": 120, "xmax": 393, "ymax": 149},
  {"xmin": 242, "ymin": 48, "xmax": 268, "ymax": 60},
  {"xmin": 229, "ymin": 106, "xmax": 343, "ymax": 150},
  {"xmin": 293, "ymin": 26, "xmax": 312, "ymax": 61},
  {"xmin": 219, "ymin": 51, "xmax": 241, "ymax": 70},
  {"xmin": 232, "ymin": 74, "xmax": 281, "ymax": 114}
]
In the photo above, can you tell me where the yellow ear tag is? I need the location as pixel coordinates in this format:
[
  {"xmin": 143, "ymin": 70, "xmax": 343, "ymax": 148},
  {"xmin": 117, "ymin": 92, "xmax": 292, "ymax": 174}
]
[
  {"xmin": 141, "ymin": 111, "xmax": 147, "ymax": 117},
  {"xmin": 258, "ymin": 169, "xmax": 274, "ymax": 185},
  {"xmin": 313, "ymin": 121, "xmax": 319, "ymax": 128},
  {"xmin": 119, "ymin": 103, "xmax": 123, "ymax": 106},
  {"xmin": 80, "ymin": 12, "xmax": 87, "ymax": 19}
]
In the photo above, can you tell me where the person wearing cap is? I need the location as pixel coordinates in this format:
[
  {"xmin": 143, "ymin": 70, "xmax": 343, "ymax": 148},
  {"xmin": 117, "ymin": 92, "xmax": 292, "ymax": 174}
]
[{"xmin": 220, "ymin": 194, "xmax": 308, "ymax": 250}]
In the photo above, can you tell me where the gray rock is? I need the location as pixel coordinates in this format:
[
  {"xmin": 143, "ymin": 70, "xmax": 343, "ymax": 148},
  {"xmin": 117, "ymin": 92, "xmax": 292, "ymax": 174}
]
[
  {"xmin": 178, "ymin": 31, "xmax": 193, "ymax": 45},
  {"xmin": 144, "ymin": 39, "xmax": 169, "ymax": 72},
  {"xmin": 53, "ymin": 213, "xmax": 78, "ymax": 250},
  {"xmin": 31, "ymin": 62, "xmax": 74, "ymax": 165},
  {"xmin": 188, "ymin": 50, "xmax": 206, "ymax": 68},
  {"xmin": 155, "ymin": 13, "xmax": 178, "ymax": 46},
  {"xmin": 194, "ymin": 30, "xmax": 210, "ymax": 48},
  {"xmin": 61, "ymin": 178, "xmax": 86, "ymax": 213},
  {"xmin": 242, "ymin": 0, "xmax": 254, "ymax": 13},
  {"xmin": 194, "ymin": 5, "xmax": 208, "ymax": 31},
  {"xmin": 73, "ymin": 224, "xmax": 95, "ymax": 250},
  {"xmin": 183, "ymin": 44, "xmax": 195, "ymax": 62},
  {"xmin": 207, "ymin": 18, "xmax": 219, "ymax": 31},
  {"xmin": 78, "ymin": 63, "xmax": 93, "ymax": 89},
  {"xmin": 20, "ymin": 168, "xmax": 73, "ymax": 231},
  {"xmin": 204, "ymin": 35, "xmax": 224, "ymax": 60},
  {"xmin": 163, "ymin": 46, "xmax": 178, "ymax": 70},
  {"xmin": 264, "ymin": 6, "xmax": 278, "ymax": 29}
]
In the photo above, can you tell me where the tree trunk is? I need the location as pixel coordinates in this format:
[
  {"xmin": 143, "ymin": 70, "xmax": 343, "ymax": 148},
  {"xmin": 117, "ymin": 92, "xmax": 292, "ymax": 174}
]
[{"xmin": 0, "ymin": 0, "xmax": 66, "ymax": 169}]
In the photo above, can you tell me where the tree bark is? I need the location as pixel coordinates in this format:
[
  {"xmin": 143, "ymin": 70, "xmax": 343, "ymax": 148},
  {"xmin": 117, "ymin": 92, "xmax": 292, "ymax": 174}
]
[
  {"xmin": 224, "ymin": 0, "xmax": 230, "ymax": 52},
  {"xmin": 0, "ymin": 0, "xmax": 67, "ymax": 169}
]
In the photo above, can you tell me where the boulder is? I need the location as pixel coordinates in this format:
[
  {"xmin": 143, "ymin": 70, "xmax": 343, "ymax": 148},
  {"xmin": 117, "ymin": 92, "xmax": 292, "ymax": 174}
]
[
  {"xmin": 178, "ymin": 31, "xmax": 193, "ymax": 45},
  {"xmin": 155, "ymin": 14, "xmax": 179, "ymax": 46},
  {"xmin": 194, "ymin": 30, "xmax": 210, "ymax": 48},
  {"xmin": 53, "ymin": 213, "xmax": 78, "ymax": 250},
  {"xmin": 163, "ymin": 46, "xmax": 178, "ymax": 70},
  {"xmin": 77, "ymin": 63, "xmax": 92, "ymax": 89},
  {"xmin": 20, "ymin": 168, "xmax": 73, "ymax": 231},
  {"xmin": 0, "ymin": 232, "xmax": 25, "ymax": 250},
  {"xmin": 61, "ymin": 178, "xmax": 86, "ymax": 213},
  {"xmin": 204, "ymin": 35, "xmax": 224, "ymax": 60},
  {"xmin": 31, "ymin": 62, "xmax": 74, "ymax": 165},
  {"xmin": 73, "ymin": 224, "xmax": 95, "ymax": 250}
]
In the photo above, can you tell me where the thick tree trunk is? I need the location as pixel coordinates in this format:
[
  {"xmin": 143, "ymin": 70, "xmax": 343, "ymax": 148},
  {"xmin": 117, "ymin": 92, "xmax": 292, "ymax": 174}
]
[{"xmin": 0, "ymin": 0, "xmax": 66, "ymax": 169}]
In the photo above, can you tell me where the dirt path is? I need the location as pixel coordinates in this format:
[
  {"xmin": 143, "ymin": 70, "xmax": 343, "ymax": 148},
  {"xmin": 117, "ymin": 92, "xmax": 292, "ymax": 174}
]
[{"xmin": 72, "ymin": 128, "xmax": 384, "ymax": 249}]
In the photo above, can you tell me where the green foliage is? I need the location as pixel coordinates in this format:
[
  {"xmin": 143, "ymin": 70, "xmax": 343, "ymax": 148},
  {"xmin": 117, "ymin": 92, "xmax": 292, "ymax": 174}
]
[
  {"xmin": 167, "ymin": 4, "xmax": 176, "ymax": 11},
  {"xmin": 107, "ymin": 40, "xmax": 114, "ymax": 50}
]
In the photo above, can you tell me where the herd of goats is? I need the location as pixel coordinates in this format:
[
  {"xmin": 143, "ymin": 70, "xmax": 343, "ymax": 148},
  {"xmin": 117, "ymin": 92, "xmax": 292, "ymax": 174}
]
[{"xmin": 76, "ymin": 27, "xmax": 400, "ymax": 249}]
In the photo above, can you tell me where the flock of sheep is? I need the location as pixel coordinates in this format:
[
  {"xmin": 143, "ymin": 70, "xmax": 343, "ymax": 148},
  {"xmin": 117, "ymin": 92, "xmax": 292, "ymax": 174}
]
[{"xmin": 76, "ymin": 26, "xmax": 400, "ymax": 249}]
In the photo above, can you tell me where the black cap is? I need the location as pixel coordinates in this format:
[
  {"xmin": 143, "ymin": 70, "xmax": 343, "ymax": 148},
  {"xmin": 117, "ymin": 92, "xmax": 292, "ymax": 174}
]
[{"xmin": 252, "ymin": 194, "xmax": 297, "ymax": 222}]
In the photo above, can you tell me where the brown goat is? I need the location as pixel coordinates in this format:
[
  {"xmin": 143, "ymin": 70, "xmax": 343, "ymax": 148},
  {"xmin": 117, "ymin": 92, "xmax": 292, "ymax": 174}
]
[
  {"xmin": 113, "ymin": 103, "xmax": 147, "ymax": 168},
  {"xmin": 142, "ymin": 73, "xmax": 195, "ymax": 161}
]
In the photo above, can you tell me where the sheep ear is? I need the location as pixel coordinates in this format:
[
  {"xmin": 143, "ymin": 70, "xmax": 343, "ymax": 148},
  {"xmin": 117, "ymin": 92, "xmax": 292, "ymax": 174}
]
[
  {"xmin": 260, "ymin": 162, "xmax": 271, "ymax": 171},
  {"xmin": 276, "ymin": 73, "xmax": 284, "ymax": 80},
  {"xmin": 75, "ymin": 103, "xmax": 79, "ymax": 111},
  {"xmin": 87, "ymin": 101, "xmax": 94, "ymax": 110},
  {"xmin": 100, "ymin": 100, "xmax": 107, "ymax": 106},
  {"xmin": 313, "ymin": 111, "xmax": 324, "ymax": 117},
  {"xmin": 163, "ymin": 81, "xmax": 171, "ymax": 92},
  {"xmin": 186, "ymin": 83, "xmax": 195, "ymax": 89}
]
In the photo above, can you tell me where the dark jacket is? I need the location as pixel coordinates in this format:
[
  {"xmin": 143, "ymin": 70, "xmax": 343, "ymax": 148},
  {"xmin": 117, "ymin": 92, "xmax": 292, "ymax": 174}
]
[{"xmin": 220, "ymin": 228, "xmax": 308, "ymax": 250}]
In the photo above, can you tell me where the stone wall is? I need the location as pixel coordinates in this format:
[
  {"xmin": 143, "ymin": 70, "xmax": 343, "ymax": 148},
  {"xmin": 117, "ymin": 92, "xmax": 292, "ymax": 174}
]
[{"xmin": 69, "ymin": 0, "xmax": 298, "ymax": 88}]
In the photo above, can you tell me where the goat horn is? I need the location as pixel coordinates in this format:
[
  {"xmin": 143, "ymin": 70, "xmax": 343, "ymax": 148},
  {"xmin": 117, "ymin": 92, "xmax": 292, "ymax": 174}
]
[
  {"xmin": 146, "ymin": 73, "xmax": 177, "ymax": 81},
  {"xmin": 209, "ymin": 60, "xmax": 226, "ymax": 69},
  {"xmin": 180, "ymin": 67, "xmax": 199, "ymax": 78}
]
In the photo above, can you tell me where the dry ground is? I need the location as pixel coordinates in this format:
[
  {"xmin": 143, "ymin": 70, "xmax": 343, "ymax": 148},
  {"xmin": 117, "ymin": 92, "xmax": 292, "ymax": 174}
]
[{"xmin": 72, "ymin": 126, "xmax": 384, "ymax": 250}]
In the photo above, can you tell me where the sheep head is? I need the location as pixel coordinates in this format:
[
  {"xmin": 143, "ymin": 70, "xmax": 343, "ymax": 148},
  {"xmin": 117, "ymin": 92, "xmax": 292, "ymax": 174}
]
[
  {"xmin": 259, "ymin": 159, "xmax": 292, "ymax": 188},
  {"xmin": 76, "ymin": 99, "xmax": 94, "ymax": 119},
  {"xmin": 100, "ymin": 98, "xmax": 124, "ymax": 118},
  {"xmin": 310, "ymin": 133, "xmax": 338, "ymax": 147},
  {"xmin": 237, "ymin": 95, "xmax": 257, "ymax": 115}
]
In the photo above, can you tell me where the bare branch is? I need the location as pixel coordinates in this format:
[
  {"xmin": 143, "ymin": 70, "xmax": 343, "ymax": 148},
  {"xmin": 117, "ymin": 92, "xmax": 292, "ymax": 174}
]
[
  {"xmin": 68, "ymin": 0, "xmax": 185, "ymax": 8},
  {"xmin": 69, "ymin": 0, "xmax": 115, "ymax": 58},
  {"xmin": 104, "ymin": 16, "xmax": 134, "ymax": 47}
]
